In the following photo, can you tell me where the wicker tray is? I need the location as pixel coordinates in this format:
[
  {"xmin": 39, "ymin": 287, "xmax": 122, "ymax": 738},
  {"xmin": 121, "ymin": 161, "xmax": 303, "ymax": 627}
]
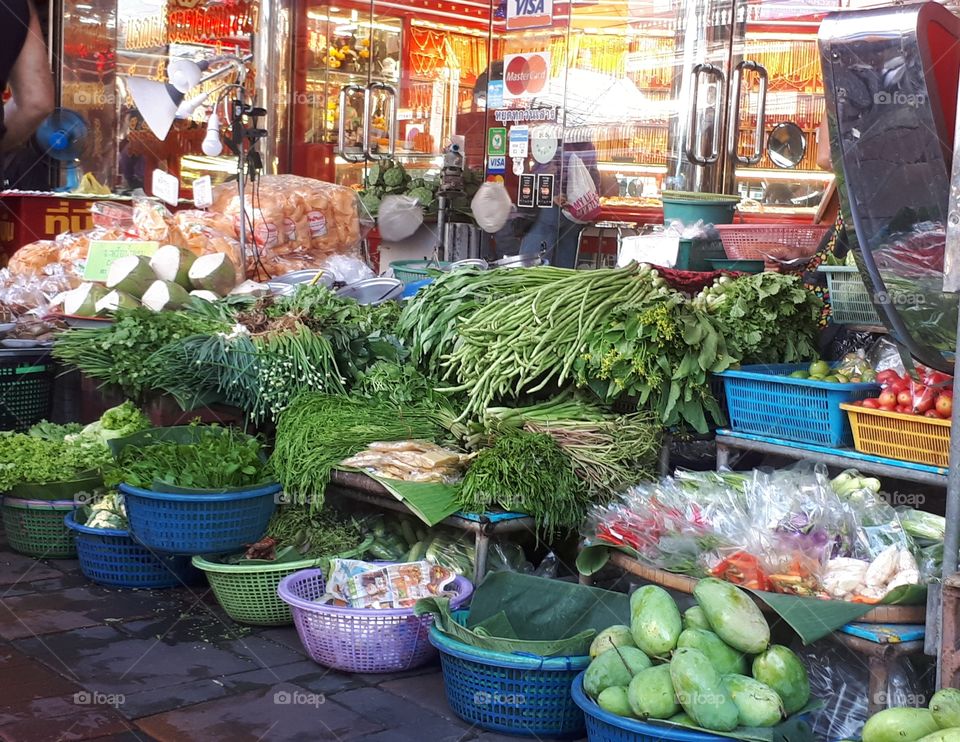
[{"xmin": 607, "ymin": 551, "xmax": 925, "ymax": 625}]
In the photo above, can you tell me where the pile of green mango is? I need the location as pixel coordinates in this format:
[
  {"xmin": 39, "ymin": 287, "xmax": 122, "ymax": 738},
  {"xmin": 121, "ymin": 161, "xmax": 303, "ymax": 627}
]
[
  {"xmin": 583, "ymin": 578, "xmax": 811, "ymax": 733},
  {"xmin": 861, "ymin": 689, "xmax": 960, "ymax": 742}
]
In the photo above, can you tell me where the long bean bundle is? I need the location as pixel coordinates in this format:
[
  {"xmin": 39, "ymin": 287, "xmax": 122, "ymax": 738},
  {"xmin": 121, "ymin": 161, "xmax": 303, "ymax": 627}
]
[
  {"xmin": 270, "ymin": 392, "xmax": 444, "ymax": 509},
  {"xmin": 441, "ymin": 264, "xmax": 670, "ymax": 418}
]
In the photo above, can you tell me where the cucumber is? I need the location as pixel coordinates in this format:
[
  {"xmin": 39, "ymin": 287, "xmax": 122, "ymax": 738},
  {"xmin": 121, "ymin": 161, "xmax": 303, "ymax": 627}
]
[
  {"xmin": 368, "ymin": 542, "xmax": 395, "ymax": 560},
  {"xmin": 415, "ymin": 527, "xmax": 428, "ymax": 542},
  {"xmin": 407, "ymin": 541, "xmax": 427, "ymax": 562}
]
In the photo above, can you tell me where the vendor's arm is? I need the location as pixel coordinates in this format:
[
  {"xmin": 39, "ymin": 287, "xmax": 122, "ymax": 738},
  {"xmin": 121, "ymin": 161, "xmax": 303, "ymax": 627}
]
[{"xmin": 2, "ymin": 6, "xmax": 54, "ymax": 152}]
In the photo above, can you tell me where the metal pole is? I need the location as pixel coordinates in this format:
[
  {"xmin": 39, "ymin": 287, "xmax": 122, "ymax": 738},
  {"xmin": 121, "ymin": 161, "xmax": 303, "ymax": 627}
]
[{"xmin": 940, "ymin": 309, "xmax": 960, "ymax": 581}]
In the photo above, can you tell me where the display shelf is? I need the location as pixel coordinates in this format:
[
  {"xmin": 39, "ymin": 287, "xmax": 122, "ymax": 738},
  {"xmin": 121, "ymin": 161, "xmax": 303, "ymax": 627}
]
[
  {"xmin": 326, "ymin": 469, "xmax": 535, "ymax": 585},
  {"xmin": 715, "ymin": 430, "xmax": 948, "ymax": 486}
]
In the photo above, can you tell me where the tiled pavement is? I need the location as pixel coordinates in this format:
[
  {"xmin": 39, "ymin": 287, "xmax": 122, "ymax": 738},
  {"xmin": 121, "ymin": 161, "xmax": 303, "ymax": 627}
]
[{"xmin": 0, "ymin": 536, "xmax": 576, "ymax": 742}]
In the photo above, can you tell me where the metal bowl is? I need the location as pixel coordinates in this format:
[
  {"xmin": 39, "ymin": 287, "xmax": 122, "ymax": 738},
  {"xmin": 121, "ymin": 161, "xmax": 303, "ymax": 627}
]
[
  {"xmin": 271, "ymin": 270, "xmax": 335, "ymax": 289},
  {"xmin": 266, "ymin": 282, "xmax": 296, "ymax": 297},
  {"xmin": 335, "ymin": 277, "xmax": 404, "ymax": 306}
]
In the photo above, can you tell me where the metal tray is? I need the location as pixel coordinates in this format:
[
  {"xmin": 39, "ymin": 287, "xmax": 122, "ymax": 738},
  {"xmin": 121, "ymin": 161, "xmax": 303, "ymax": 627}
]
[
  {"xmin": 335, "ymin": 277, "xmax": 403, "ymax": 305},
  {"xmin": 271, "ymin": 270, "xmax": 335, "ymax": 289}
]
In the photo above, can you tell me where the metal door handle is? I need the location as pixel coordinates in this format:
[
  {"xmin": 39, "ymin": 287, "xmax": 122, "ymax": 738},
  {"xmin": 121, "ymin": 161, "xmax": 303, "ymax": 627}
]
[
  {"xmin": 728, "ymin": 60, "xmax": 769, "ymax": 165},
  {"xmin": 685, "ymin": 63, "xmax": 725, "ymax": 166},
  {"xmin": 366, "ymin": 82, "xmax": 397, "ymax": 161},
  {"xmin": 338, "ymin": 84, "xmax": 366, "ymax": 163}
]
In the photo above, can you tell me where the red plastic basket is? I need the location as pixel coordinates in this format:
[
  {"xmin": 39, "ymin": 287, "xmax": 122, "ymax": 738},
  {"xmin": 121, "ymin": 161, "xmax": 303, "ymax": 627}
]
[{"xmin": 715, "ymin": 224, "xmax": 831, "ymax": 270}]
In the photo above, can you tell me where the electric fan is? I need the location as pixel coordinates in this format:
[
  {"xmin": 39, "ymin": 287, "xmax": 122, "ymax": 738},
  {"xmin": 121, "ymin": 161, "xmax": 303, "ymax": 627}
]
[{"xmin": 34, "ymin": 108, "xmax": 88, "ymax": 191}]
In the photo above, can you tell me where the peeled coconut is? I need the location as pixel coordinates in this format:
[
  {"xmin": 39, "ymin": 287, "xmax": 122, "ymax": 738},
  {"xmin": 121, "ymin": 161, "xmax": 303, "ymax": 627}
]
[
  {"xmin": 188, "ymin": 253, "xmax": 238, "ymax": 296},
  {"xmin": 149, "ymin": 245, "xmax": 196, "ymax": 288},
  {"xmin": 229, "ymin": 280, "xmax": 270, "ymax": 298},
  {"xmin": 141, "ymin": 280, "xmax": 191, "ymax": 312},
  {"xmin": 95, "ymin": 290, "xmax": 139, "ymax": 315},
  {"xmin": 105, "ymin": 255, "xmax": 154, "ymax": 299},
  {"xmin": 188, "ymin": 290, "xmax": 220, "ymax": 303},
  {"xmin": 63, "ymin": 283, "xmax": 108, "ymax": 317}
]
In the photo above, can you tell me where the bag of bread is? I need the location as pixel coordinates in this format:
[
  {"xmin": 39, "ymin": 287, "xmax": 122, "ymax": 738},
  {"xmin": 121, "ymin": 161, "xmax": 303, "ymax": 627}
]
[
  {"xmin": 8, "ymin": 240, "xmax": 60, "ymax": 276},
  {"xmin": 133, "ymin": 197, "xmax": 187, "ymax": 248}
]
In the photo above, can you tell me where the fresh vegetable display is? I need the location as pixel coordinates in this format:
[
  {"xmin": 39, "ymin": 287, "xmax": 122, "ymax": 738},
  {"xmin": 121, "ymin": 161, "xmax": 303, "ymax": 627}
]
[
  {"xmin": 361, "ymin": 512, "xmax": 479, "ymax": 576},
  {"xmin": 103, "ymin": 426, "xmax": 271, "ymax": 491},
  {"xmin": 82, "ymin": 492, "xmax": 127, "ymax": 530},
  {"xmin": 851, "ymin": 365, "xmax": 953, "ymax": 417},
  {"xmin": 583, "ymin": 581, "xmax": 811, "ymax": 735},
  {"xmin": 458, "ymin": 428, "xmax": 591, "ymax": 539},
  {"xmin": 788, "ymin": 355, "xmax": 878, "ymax": 384},
  {"xmin": 584, "ymin": 467, "xmax": 929, "ymax": 603},
  {"xmin": 692, "ymin": 272, "xmax": 822, "ymax": 365},
  {"xmin": 861, "ymin": 688, "xmax": 960, "ymax": 742},
  {"xmin": 261, "ymin": 507, "xmax": 368, "ymax": 560},
  {"xmin": 358, "ymin": 159, "xmax": 481, "ymax": 219},
  {"xmin": 271, "ymin": 392, "xmax": 445, "ymax": 509}
]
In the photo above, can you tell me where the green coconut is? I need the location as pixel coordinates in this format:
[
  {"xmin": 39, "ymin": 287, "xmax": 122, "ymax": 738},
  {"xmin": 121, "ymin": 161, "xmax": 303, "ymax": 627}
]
[
  {"xmin": 62, "ymin": 283, "xmax": 109, "ymax": 317},
  {"xmin": 149, "ymin": 244, "xmax": 196, "ymax": 288},
  {"xmin": 141, "ymin": 280, "xmax": 191, "ymax": 312},
  {"xmin": 188, "ymin": 290, "xmax": 220, "ymax": 302},
  {"xmin": 188, "ymin": 253, "xmax": 238, "ymax": 295},
  {"xmin": 95, "ymin": 290, "xmax": 139, "ymax": 315},
  {"xmin": 105, "ymin": 255, "xmax": 154, "ymax": 298}
]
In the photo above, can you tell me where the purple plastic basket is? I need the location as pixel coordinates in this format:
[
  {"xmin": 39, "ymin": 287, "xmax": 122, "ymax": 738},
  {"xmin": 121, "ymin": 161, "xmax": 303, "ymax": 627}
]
[{"xmin": 277, "ymin": 567, "xmax": 473, "ymax": 673}]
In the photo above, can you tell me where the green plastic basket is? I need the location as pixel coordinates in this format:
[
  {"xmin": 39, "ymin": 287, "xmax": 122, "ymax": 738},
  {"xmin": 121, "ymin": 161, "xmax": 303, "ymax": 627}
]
[
  {"xmin": 818, "ymin": 265, "xmax": 882, "ymax": 325},
  {"xmin": 191, "ymin": 535, "xmax": 374, "ymax": 626},
  {"xmin": 1, "ymin": 498, "xmax": 77, "ymax": 558},
  {"xmin": 662, "ymin": 191, "xmax": 740, "ymax": 227},
  {"xmin": 0, "ymin": 349, "xmax": 55, "ymax": 431},
  {"xmin": 390, "ymin": 259, "xmax": 450, "ymax": 285}
]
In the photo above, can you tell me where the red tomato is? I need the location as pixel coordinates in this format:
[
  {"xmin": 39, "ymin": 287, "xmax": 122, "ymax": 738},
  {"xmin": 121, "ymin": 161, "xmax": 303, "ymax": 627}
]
[
  {"xmin": 925, "ymin": 409, "xmax": 942, "ymax": 418},
  {"xmin": 888, "ymin": 381, "xmax": 908, "ymax": 395},
  {"xmin": 928, "ymin": 370, "xmax": 953, "ymax": 386},
  {"xmin": 897, "ymin": 391, "xmax": 913, "ymax": 407},
  {"xmin": 862, "ymin": 399, "xmax": 880, "ymax": 409},
  {"xmin": 936, "ymin": 394, "xmax": 953, "ymax": 419},
  {"xmin": 851, "ymin": 400, "xmax": 864, "ymax": 407},
  {"xmin": 876, "ymin": 369, "xmax": 900, "ymax": 385},
  {"xmin": 878, "ymin": 390, "xmax": 898, "ymax": 410}
]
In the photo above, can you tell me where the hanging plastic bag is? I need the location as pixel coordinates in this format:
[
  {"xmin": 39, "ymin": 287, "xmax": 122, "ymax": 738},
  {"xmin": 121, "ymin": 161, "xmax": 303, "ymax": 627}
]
[
  {"xmin": 562, "ymin": 152, "xmax": 602, "ymax": 224},
  {"xmin": 377, "ymin": 195, "xmax": 424, "ymax": 242},
  {"xmin": 472, "ymin": 181, "xmax": 512, "ymax": 234}
]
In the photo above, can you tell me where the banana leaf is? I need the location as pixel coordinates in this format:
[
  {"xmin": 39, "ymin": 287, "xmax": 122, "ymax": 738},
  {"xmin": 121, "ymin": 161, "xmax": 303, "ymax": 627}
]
[
  {"xmin": 7, "ymin": 471, "xmax": 103, "ymax": 501},
  {"xmin": 642, "ymin": 700, "xmax": 822, "ymax": 742}
]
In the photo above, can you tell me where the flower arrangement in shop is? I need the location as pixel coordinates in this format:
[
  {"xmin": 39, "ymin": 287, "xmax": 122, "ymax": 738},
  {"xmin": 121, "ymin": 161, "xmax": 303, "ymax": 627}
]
[{"xmin": 326, "ymin": 36, "xmax": 369, "ymax": 72}]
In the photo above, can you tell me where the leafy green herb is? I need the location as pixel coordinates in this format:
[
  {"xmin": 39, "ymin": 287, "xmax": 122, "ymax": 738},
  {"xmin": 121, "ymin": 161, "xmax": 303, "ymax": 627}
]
[
  {"xmin": 27, "ymin": 421, "xmax": 83, "ymax": 441},
  {"xmin": 264, "ymin": 507, "xmax": 367, "ymax": 559},
  {"xmin": 458, "ymin": 428, "xmax": 590, "ymax": 540},
  {"xmin": 104, "ymin": 426, "xmax": 269, "ymax": 491},
  {"xmin": 0, "ymin": 434, "xmax": 108, "ymax": 490}
]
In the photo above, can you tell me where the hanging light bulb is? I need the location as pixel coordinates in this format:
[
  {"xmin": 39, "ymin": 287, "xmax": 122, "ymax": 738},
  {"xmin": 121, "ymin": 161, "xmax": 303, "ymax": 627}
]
[{"xmin": 201, "ymin": 112, "xmax": 223, "ymax": 156}]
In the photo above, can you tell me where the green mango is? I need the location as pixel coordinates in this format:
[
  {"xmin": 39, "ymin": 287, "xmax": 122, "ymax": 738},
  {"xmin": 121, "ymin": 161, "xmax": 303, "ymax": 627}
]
[
  {"xmin": 721, "ymin": 673, "xmax": 784, "ymax": 727},
  {"xmin": 677, "ymin": 628, "xmax": 748, "ymax": 676},
  {"xmin": 683, "ymin": 606, "xmax": 712, "ymax": 632},
  {"xmin": 630, "ymin": 585, "xmax": 682, "ymax": 658},
  {"xmin": 670, "ymin": 647, "xmax": 739, "ymax": 732},
  {"xmin": 583, "ymin": 646, "xmax": 652, "ymax": 699},
  {"xmin": 918, "ymin": 730, "xmax": 960, "ymax": 742},
  {"xmin": 693, "ymin": 578, "xmax": 770, "ymax": 655},
  {"xmin": 627, "ymin": 664, "xmax": 680, "ymax": 720},
  {"xmin": 597, "ymin": 686, "xmax": 633, "ymax": 718},
  {"xmin": 590, "ymin": 625, "xmax": 637, "ymax": 660},
  {"xmin": 751, "ymin": 646, "xmax": 810, "ymax": 715},
  {"xmin": 931, "ymin": 689, "xmax": 960, "ymax": 729},
  {"xmin": 669, "ymin": 711, "xmax": 695, "ymax": 726},
  {"xmin": 862, "ymin": 708, "xmax": 940, "ymax": 742}
]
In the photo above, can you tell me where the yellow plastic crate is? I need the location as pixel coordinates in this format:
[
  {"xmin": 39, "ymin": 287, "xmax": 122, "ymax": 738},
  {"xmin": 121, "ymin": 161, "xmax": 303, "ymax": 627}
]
[{"xmin": 840, "ymin": 403, "xmax": 951, "ymax": 468}]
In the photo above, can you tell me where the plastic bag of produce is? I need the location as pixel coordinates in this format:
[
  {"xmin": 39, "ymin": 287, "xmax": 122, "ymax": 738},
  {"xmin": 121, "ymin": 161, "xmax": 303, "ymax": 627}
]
[
  {"xmin": 562, "ymin": 152, "xmax": 601, "ymax": 224},
  {"xmin": 471, "ymin": 181, "xmax": 512, "ymax": 234},
  {"xmin": 376, "ymin": 195, "xmax": 423, "ymax": 242}
]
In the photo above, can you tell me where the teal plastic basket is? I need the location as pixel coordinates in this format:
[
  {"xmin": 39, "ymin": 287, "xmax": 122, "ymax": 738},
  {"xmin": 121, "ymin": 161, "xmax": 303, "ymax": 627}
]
[
  {"xmin": 662, "ymin": 192, "xmax": 739, "ymax": 227},
  {"xmin": 390, "ymin": 260, "xmax": 450, "ymax": 285},
  {"xmin": 429, "ymin": 625, "xmax": 589, "ymax": 738},
  {"xmin": 716, "ymin": 363, "xmax": 879, "ymax": 447}
]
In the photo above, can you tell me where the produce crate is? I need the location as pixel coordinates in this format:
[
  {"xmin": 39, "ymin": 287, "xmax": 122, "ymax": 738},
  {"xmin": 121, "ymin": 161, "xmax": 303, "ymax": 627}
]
[
  {"xmin": 119, "ymin": 482, "xmax": 279, "ymax": 555},
  {"xmin": 431, "ymin": 626, "xmax": 589, "ymax": 738},
  {"xmin": 0, "ymin": 349, "xmax": 55, "ymax": 431},
  {"xmin": 840, "ymin": 403, "xmax": 950, "ymax": 468},
  {"xmin": 390, "ymin": 259, "xmax": 450, "ymax": 285},
  {"xmin": 278, "ymin": 567, "xmax": 473, "ymax": 673},
  {"xmin": 65, "ymin": 512, "xmax": 200, "ymax": 589},
  {"xmin": 818, "ymin": 266, "xmax": 881, "ymax": 325},
  {"xmin": 674, "ymin": 238, "xmax": 726, "ymax": 272},
  {"xmin": 716, "ymin": 364, "xmax": 879, "ymax": 447},
  {"xmin": 715, "ymin": 224, "xmax": 831, "ymax": 269},
  {"xmin": 1, "ymin": 498, "xmax": 76, "ymax": 558},
  {"xmin": 191, "ymin": 535, "xmax": 374, "ymax": 626}
]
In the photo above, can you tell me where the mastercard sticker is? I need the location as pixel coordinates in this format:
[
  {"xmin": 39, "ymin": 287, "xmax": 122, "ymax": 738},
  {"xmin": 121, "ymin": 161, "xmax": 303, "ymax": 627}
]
[{"xmin": 502, "ymin": 52, "xmax": 551, "ymax": 100}]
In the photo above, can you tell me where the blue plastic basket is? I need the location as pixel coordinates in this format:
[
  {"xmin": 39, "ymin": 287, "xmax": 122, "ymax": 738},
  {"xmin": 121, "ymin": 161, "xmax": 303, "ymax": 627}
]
[
  {"xmin": 429, "ymin": 625, "xmax": 589, "ymax": 738},
  {"xmin": 118, "ymin": 482, "xmax": 279, "ymax": 555},
  {"xmin": 65, "ymin": 512, "xmax": 201, "ymax": 589},
  {"xmin": 716, "ymin": 363, "xmax": 879, "ymax": 447},
  {"xmin": 571, "ymin": 672, "xmax": 728, "ymax": 742}
]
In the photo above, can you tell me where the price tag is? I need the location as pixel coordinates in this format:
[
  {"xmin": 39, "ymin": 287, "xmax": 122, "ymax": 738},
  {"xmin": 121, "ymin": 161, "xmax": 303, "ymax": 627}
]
[
  {"xmin": 83, "ymin": 240, "xmax": 160, "ymax": 282},
  {"xmin": 193, "ymin": 175, "xmax": 213, "ymax": 208},
  {"xmin": 151, "ymin": 169, "xmax": 180, "ymax": 207}
]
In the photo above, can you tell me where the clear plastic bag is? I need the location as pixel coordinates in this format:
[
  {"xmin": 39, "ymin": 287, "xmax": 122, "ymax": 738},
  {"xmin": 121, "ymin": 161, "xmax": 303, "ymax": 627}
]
[{"xmin": 377, "ymin": 195, "xmax": 424, "ymax": 241}]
